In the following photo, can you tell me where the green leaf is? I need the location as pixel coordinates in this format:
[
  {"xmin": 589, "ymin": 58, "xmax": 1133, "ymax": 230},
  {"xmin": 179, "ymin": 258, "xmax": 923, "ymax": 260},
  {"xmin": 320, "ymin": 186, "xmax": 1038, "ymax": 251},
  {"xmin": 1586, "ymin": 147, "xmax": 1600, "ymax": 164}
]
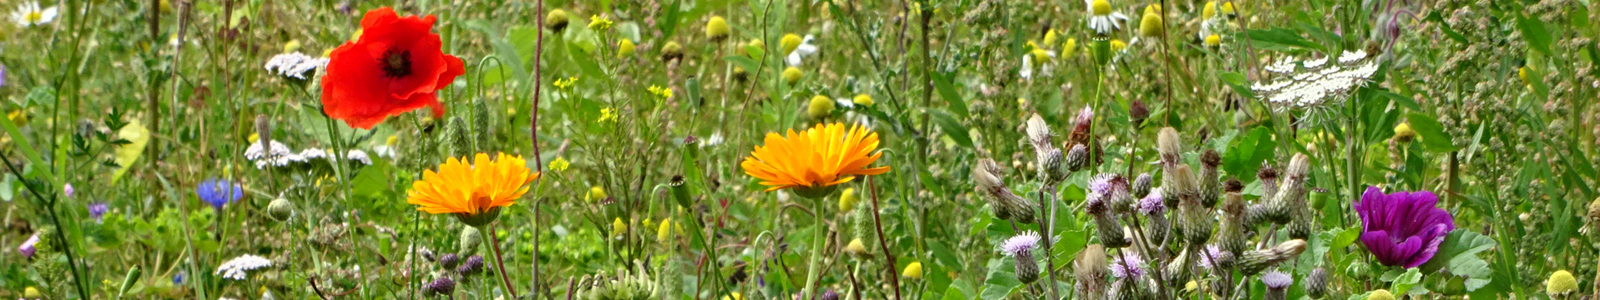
[
  {"xmin": 930, "ymin": 110, "xmax": 974, "ymax": 148},
  {"xmin": 931, "ymin": 71, "xmax": 969, "ymax": 119},
  {"xmin": 1419, "ymin": 229, "xmax": 1496, "ymax": 291},
  {"xmin": 1405, "ymin": 113, "xmax": 1458, "ymax": 153},
  {"xmin": 1425, "ymin": 12, "xmax": 1469, "ymax": 44},
  {"xmin": 1219, "ymin": 72, "xmax": 1256, "ymax": 99},
  {"xmin": 1390, "ymin": 268, "xmax": 1423, "ymax": 296},
  {"xmin": 112, "ymin": 121, "xmax": 150, "ymax": 183},
  {"xmin": 1242, "ymin": 28, "xmax": 1326, "ymax": 51},
  {"xmin": 1222, "ymin": 127, "xmax": 1276, "ymax": 179},
  {"xmin": 1518, "ymin": 14, "xmax": 1552, "ymax": 54},
  {"xmin": 350, "ymin": 164, "xmax": 391, "ymax": 200},
  {"xmin": 978, "ymin": 259, "xmax": 1023, "ymax": 300}
]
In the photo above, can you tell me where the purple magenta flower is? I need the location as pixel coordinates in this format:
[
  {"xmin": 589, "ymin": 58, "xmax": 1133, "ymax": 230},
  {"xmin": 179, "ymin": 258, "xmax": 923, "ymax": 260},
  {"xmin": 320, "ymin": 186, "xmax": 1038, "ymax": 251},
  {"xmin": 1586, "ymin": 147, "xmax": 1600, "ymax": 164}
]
[
  {"xmin": 88, "ymin": 202, "xmax": 109, "ymax": 222},
  {"xmin": 1000, "ymin": 231, "xmax": 1042, "ymax": 256},
  {"xmin": 1355, "ymin": 186, "xmax": 1455, "ymax": 268},
  {"xmin": 173, "ymin": 271, "xmax": 186, "ymax": 284},
  {"xmin": 1138, "ymin": 188, "xmax": 1164, "ymax": 215},
  {"xmin": 18, "ymin": 233, "xmax": 38, "ymax": 258},
  {"xmin": 196, "ymin": 178, "xmax": 244, "ymax": 210},
  {"xmin": 1109, "ymin": 252, "xmax": 1145, "ymax": 279}
]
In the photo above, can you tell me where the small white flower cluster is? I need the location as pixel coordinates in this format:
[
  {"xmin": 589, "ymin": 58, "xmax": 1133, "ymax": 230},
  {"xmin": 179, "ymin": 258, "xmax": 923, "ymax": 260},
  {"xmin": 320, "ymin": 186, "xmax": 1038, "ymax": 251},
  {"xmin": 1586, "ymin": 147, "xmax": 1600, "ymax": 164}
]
[
  {"xmin": 215, "ymin": 254, "xmax": 273, "ymax": 280},
  {"xmin": 264, "ymin": 52, "xmax": 329, "ymax": 80},
  {"xmin": 1251, "ymin": 50, "xmax": 1378, "ymax": 112},
  {"xmin": 244, "ymin": 140, "xmax": 375, "ymax": 169}
]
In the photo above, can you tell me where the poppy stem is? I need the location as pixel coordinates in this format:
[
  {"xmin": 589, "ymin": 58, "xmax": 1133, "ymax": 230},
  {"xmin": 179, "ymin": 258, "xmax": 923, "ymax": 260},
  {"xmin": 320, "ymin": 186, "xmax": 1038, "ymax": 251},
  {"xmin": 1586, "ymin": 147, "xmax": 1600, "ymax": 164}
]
[{"xmin": 485, "ymin": 223, "xmax": 519, "ymax": 299}]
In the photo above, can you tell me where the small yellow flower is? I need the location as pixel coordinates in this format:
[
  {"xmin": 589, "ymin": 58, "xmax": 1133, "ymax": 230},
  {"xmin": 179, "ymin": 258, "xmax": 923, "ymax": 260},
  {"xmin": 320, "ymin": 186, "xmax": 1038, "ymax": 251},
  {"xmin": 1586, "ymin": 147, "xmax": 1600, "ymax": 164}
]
[
  {"xmin": 1091, "ymin": 0, "xmax": 1112, "ymax": 16},
  {"xmin": 618, "ymin": 39, "xmax": 636, "ymax": 58},
  {"xmin": 745, "ymin": 39, "xmax": 766, "ymax": 58},
  {"xmin": 586, "ymin": 186, "xmax": 608, "ymax": 202},
  {"xmin": 598, "ymin": 108, "xmax": 618, "ymax": 123},
  {"xmin": 783, "ymin": 67, "xmax": 804, "ymax": 86},
  {"xmin": 705, "ymin": 16, "xmax": 731, "ymax": 41},
  {"xmin": 839, "ymin": 187, "xmax": 859, "ymax": 211},
  {"xmin": 843, "ymin": 238, "xmax": 869, "ymax": 256},
  {"xmin": 1393, "ymin": 123, "xmax": 1416, "ymax": 143},
  {"xmin": 1042, "ymin": 30, "xmax": 1059, "ymax": 46},
  {"xmin": 612, "ymin": 217, "xmax": 627, "ymax": 236},
  {"xmin": 1205, "ymin": 34, "xmax": 1222, "ymax": 47},
  {"xmin": 1029, "ymin": 48, "xmax": 1051, "ymax": 68},
  {"xmin": 24, "ymin": 286, "xmax": 41, "ymax": 298},
  {"xmin": 588, "ymin": 14, "xmax": 613, "ymax": 31},
  {"xmin": 546, "ymin": 9, "xmax": 570, "ymax": 31},
  {"xmin": 1219, "ymin": 1, "xmax": 1237, "ymax": 16},
  {"xmin": 807, "ymin": 95, "xmax": 835, "ymax": 119},
  {"xmin": 1185, "ymin": 280, "xmax": 1199, "ymax": 292},
  {"xmin": 1368, "ymin": 289, "xmax": 1395, "ymax": 300},
  {"xmin": 1519, "ymin": 66, "xmax": 1530, "ymax": 85},
  {"xmin": 7, "ymin": 110, "xmax": 29, "ymax": 125},
  {"xmin": 853, "ymin": 94, "xmax": 874, "ymax": 106},
  {"xmin": 722, "ymin": 292, "xmax": 744, "ymax": 300},
  {"xmin": 248, "ymin": 133, "xmax": 260, "ymax": 144},
  {"xmin": 657, "ymin": 218, "xmax": 675, "ymax": 243},
  {"xmin": 902, "ymin": 262, "xmax": 923, "ymax": 279},
  {"xmin": 1548, "ymin": 270, "xmax": 1578, "ymax": 296},
  {"xmin": 548, "ymin": 157, "xmax": 570, "ymax": 172},
  {"xmin": 284, "ymin": 40, "xmax": 302, "ymax": 52},
  {"xmin": 1111, "ymin": 39, "xmax": 1128, "ymax": 52},
  {"xmin": 553, "ymin": 76, "xmax": 578, "ymax": 90},
  {"xmin": 1139, "ymin": 9, "xmax": 1164, "ymax": 37},
  {"xmin": 649, "ymin": 85, "xmax": 674, "ymax": 99},
  {"xmin": 386, "ymin": 135, "xmax": 399, "ymax": 147},
  {"xmin": 781, "ymin": 34, "xmax": 803, "ymax": 55},
  {"xmin": 1062, "ymin": 38, "xmax": 1078, "ymax": 58},
  {"xmin": 1202, "ymin": 1, "xmax": 1218, "ymax": 20}
]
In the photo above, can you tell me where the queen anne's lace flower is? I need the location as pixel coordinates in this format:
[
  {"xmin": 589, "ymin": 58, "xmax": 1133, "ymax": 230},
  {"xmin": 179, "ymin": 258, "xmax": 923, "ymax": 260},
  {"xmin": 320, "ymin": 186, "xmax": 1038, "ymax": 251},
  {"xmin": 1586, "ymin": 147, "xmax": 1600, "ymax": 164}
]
[
  {"xmin": 215, "ymin": 254, "xmax": 273, "ymax": 280},
  {"xmin": 1250, "ymin": 51, "xmax": 1379, "ymax": 114},
  {"xmin": 264, "ymin": 52, "xmax": 329, "ymax": 79}
]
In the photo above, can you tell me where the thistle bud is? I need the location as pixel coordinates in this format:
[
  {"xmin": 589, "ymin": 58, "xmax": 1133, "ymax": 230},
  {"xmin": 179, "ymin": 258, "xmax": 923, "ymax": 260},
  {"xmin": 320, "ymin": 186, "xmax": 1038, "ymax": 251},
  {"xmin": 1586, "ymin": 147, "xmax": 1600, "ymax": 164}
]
[
  {"xmin": 851, "ymin": 201, "xmax": 877, "ymax": 250},
  {"xmin": 438, "ymin": 253, "xmax": 460, "ymax": 269},
  {"xmin": 1239, "ymin": 239, "xmax": 1307, "ymax": 275},
  {"xmin": 1244, "ymin": 203, "xmax": 1271, "ymax": 227},
  {"xmin": 1163, "ymin": 164, "xmax": 1197, "ymax": 209},
  {"xmin": 1038, "ymin": 148, "xmax": 1067, "ymax": 183},
  {"xmin": 1267, "ymin": 154, "xmax": 1312, "ymax": 224},
  {"xmin": 1258, "ymin": 164, "xmax": 1281, "ymax": 198},
  {"xmin": 459, "ymin": 226, "xmax": 482, "ymax": 255},
  {"xmin": 1157, "ymin": 127, "xmax": 1183, "ymax": 166},
  {"xmin": 424, "ymin": 277, "xmax": 456, "ymax": 296},
  {"xmin": 821, "ymin": 290, "xmax": 841, "ymax": 300},
  {"xmin": 440, "ymin": 117, "xmax": 471, "ymax": 158},
  {"xmin": 1087, "ymin": 197, "xmax": 1131, "ymax": 248},
  {"xmin": 473, "ymin": 100, "xmax": 493, "ymax": 151},
  {"xmin": 1198, "ymin": 150, "xmax": 1222, "ymax": 208},
  {"xmin": 1262, "ymin": 271, "xmax": 1293, "ymax": 300},
  {"xmin": 997, "ymin": 189, "xmax": 1038, "ymax": 224},
  {"xmin": 1162, "ymin": 249, "xmax": 1193, "ymax": 284},
  {"xmin": 1025, "ymin": 113, "xmax": 1054, "ymax": 149},
  {"xmin": 1306, "ymin": 267, "xmax": 1328, "ymax": 298},
  {"xmin": 457, "ymin": 255, "xmax": 485, "ymax": 276},
  {"xmin": 1074, "ymin": 245, "xmax": 1109, "ymax": 299},
  {"xmin": 1178, "ymin": 193, "xmax": 1212, "ymax": 245},
  {"xmin": 1014, "ymin": 248, "xmax": 1040, "ymax": 284},
  {"xmin": 267, "ymin": 198, "xmax": 294, "ymax": 221},
  {"xmin": 1065, "ymin": 144, "xmax": 1090, "ymax": 172},
  {"xmin": 1218, "ymin": 181, "xmax": 1249, "ymax": 256},
  {"xmin": 973, "ymin": 159, "xmax": 1006, "ymax": 190},
  {"xmin": 1128, "ymin": 100, "xmax": 1149, "ymax": 127},
  {"xmin": 1131, "ymin": 173, "xmax": 1152, "ymax": 199}
]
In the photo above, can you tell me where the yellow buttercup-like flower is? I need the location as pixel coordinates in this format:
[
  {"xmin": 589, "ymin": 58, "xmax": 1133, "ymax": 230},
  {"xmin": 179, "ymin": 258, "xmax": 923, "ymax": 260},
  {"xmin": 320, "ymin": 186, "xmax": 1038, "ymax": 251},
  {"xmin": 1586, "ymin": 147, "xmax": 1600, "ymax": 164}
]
[
  {"xmin": 741, "ymin": 123, "xmax": 891, "ymax": 196},
  {"xmin": 407, "ymin": 153, "xmax": 540, "ymax": 226},
  {"xmin": 548, "ymin": 157, "xmax": 570, "ymax": 172},
  {"xmin": 598, "ymin": 108, "xmax": 618, "ymax": 123},
  {"xmin": 588, "ymin": 14, "xmax": 613, "ymax": 31},
  {"xmin": 902, "ymin": 262, "xmax": 923, "ymax": 279}
]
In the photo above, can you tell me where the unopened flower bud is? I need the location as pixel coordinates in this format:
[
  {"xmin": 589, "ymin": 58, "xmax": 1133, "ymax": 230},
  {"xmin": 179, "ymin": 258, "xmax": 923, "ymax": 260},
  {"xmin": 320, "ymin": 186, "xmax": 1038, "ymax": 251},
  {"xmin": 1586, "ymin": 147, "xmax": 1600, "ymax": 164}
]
[
  {"xmin": 267, "ymin": 198, "xmax": 294, "ymax": 222},
  {"xmin": 438, "ymin": 253, "xmax": 460, "ymax": 269},
  {"xmin": 1306, "ymin": 267, "xmax": 1328, "ymax": 298},
  {"xmin": 459, "ymin": 226, "xmax": 482, "ymax": 255},
  {"xmin": 1014, "ymin": 249, "xmax": 1040, "ymax": 284},
  {"xmin": 1065, "ymin": 144, "xmax": 1089, "ymax": 172},
  {"xmin": 425, "ymin": 276, "xmax": 456, "ymax": 296},
  {"xmin": 1128, "ymin": 100, "xmax": 1149, "ymax": 127},
  {"xmin": 1131, "ymin": 173, "xmax": 1152, "ymax": 199},
  {"xmin": 1199, "ymin": 150, "xmax": 1222, "ymax": 208},
  {"xmin": 1239, "ymin": 239, "xmax": 1307, "ymax": 275},
  {"xmin": 457, "ymin": 255, "xmax": 485, "ymax": 275},
  {"xmin": 1087, "ymin": 197, "xmax": 1130, "ymax": 248},
  {"xmin": 1039, "ymin": 148, "xmax": 1066, "ymax": 182}
]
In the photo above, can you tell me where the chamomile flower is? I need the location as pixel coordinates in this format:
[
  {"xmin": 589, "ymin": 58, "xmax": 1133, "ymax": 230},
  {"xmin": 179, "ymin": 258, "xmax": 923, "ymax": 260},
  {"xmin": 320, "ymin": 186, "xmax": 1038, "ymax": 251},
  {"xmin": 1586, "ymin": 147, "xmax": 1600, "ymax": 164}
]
[
  {"xmin": 785, "ymin": 35, "xmax": 820, "ymax": 67},
  {"xmin": 1084, "ymin": 0, "xmax": 1129, "ymax": 35},
  {"xmin": 1020, "ymin": 41, "xmax": 1056, "ymax": 80},
  {"xmin": 263, "ymin": 52, "xmax": 329, "ymax": 80},
  {"xmin": 11, "ymin": 1, "xmax": 57, "ymax": 27}
]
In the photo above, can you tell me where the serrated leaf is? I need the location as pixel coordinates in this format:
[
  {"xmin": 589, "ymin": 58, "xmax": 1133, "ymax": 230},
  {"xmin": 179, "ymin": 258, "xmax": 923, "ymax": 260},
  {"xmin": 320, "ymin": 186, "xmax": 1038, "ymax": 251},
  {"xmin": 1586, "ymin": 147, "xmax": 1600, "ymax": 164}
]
[
  {"xmin": 1418, "ymin": 230, "xmax": 1496, "ymax": 291},
  {"xmin": 1223, "ymin": 127, "xmax": 1275, "ymax": 179},
  {"xmin": 979, "ymin": 259, "xmax": 1022, "ymax": 300}
]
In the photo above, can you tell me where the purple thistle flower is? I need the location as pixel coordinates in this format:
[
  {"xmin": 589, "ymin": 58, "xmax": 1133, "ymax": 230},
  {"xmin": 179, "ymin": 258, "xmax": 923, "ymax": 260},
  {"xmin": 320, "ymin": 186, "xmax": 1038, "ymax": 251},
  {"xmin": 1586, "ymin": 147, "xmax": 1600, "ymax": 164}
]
[
  {"xmin": 1001, "ymin": 231, "xmax": 1042, "ymax": 256},
  {"xmin": 196, "ymin": 178, "xmax": 244, "ymax": 210},
  {"xmin": 1355, "ymin": 186, "xmax": 1455, "ymax": 268},
  {"xmin": 18, "ymin": 233, "xmax": 39, "ymax": 258},
  {"xmin": 1138, "ymin": 188, "xmax": 1164, "ymax": 215},
  {"xmin": 1261, "ymin": 271, "xmax": 1293, "ymax": 289},
  {"xmin": 1196, "ymin": 245, "xmax": 1226, "ymax": 269},
  {"xmin": 88, "ymin": 202, "xmax": 109, "ymax": 222},
  {"xmin": 1109, "ymin": 252, "xmax": 1145, "ymax": 279}
]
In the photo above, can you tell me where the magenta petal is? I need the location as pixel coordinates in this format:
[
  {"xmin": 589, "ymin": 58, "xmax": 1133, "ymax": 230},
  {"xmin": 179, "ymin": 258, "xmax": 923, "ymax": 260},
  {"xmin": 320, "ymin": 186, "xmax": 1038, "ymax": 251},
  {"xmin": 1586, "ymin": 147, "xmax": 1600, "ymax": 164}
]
[{"xmin": 1355, "ymin": 186, "xmax": 1456, "ymax": 268}]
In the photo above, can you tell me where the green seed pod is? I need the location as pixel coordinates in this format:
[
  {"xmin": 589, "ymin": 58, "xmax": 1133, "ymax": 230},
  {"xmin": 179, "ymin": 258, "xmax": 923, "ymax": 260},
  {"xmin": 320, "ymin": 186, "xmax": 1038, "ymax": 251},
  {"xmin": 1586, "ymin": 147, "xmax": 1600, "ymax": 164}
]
[
  {"xmin": 267, "ymin": 198, "xmax": 295, "ymax": 222},
  {"xmin": 459, "ymin": 226, "xmax": 482, "ymax": 256}
]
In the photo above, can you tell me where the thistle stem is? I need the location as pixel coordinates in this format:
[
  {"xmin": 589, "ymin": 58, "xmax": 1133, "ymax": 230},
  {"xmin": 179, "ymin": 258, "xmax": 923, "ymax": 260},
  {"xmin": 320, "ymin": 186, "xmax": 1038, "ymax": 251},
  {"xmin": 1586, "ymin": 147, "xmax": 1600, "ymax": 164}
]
[
  {"xmin": 485, "ymin": 223, "xmax": 519, "ymax": 299},
  {"xmin": 866, "ymin": 176, "xmax": 903, "ymax": 300},
  {"xmin": 801, "ymin": 200, "xmax": 827, "ymax": 300}
]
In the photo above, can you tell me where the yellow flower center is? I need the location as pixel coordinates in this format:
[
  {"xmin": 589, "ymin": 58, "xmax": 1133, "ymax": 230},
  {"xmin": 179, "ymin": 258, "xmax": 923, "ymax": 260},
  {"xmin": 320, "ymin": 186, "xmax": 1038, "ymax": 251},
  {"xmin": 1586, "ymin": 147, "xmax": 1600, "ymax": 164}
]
[
  {"xmin": 26, "ymin": 11, "xmax": 42, "ymax": 23},
  {"xmin": 1092, "ymin": 0, "xmax": 1112, "ymax": 16}
]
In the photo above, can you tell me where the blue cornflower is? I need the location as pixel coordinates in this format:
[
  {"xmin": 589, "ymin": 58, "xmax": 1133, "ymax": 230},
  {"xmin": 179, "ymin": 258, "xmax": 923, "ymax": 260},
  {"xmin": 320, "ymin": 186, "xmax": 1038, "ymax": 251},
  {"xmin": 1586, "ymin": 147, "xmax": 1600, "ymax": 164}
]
[
  {"xmin": 196, "ymin": 178, "xmax": 244, "ymax": 210},
  {"xmin": 88, "ymin": 202, "xmax": 109, "ymax": 222},
  {"xmin": 173, "ymin": 271, "xmax": 186, "ymax": 284}
]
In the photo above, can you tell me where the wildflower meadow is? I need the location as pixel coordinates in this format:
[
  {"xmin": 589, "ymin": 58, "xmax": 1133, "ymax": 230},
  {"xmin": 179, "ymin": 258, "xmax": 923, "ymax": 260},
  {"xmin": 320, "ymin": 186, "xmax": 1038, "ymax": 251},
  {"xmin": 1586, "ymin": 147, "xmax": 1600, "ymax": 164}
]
[{"xmin": 1, "ymin": 0, "xmax": 1596, "ymax": 299}]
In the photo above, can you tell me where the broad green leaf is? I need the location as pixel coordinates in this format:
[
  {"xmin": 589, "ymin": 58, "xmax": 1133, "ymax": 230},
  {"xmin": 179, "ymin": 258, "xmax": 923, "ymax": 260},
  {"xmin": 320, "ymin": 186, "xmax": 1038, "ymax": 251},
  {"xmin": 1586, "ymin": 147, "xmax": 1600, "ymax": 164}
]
[
  {"xmin": 1390, "ymin": 268, "xmax": 1422, "ymax": 296},
  {"xmin": 1405, "ymin": 113, "xmax": 1458, "ymax": 153},
  {"xmin": 1223, "ymin": 126, "xmax": 1275, "ymax": 179},
  {"xmin": 930, "ymin": 110, "xmax": 974, "ymax": 148},
  {"xmin": 931, "ymin": 71, "xmax": 969, "ymax": 118},
  {"xmin": 979, "ymin": 259, "xmax": 1022, "ymax": 300},
  {"xmin": 1419, "ymin": 229, "xmax": 1496, "ymax": 291},
  {"xmin": 1219, "ymin": 72, "xmax": 1256, "ymax": 99},
  {"xmin": 1517, "ymin": 14, "xmax": 1552, "ymax": 54}
]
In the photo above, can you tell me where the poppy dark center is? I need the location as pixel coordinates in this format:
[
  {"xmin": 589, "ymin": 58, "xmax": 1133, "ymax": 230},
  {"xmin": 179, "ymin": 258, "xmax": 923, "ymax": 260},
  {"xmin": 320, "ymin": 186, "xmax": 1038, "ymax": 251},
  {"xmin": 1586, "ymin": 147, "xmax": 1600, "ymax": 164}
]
[{"xmin": 381, "ymin": 48, "xmax": 412, "ymax": 78}]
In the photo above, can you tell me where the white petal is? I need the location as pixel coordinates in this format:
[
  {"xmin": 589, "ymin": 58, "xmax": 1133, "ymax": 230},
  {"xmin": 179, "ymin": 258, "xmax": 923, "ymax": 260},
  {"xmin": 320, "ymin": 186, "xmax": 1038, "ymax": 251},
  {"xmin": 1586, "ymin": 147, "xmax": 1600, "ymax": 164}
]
[
  {"xmin": 795, "ymin": 44, "xmax": 818, "ymax": 56},
  {"xmin": 786, "ymin": 52, "xmax": 804, "ymax": 67}
]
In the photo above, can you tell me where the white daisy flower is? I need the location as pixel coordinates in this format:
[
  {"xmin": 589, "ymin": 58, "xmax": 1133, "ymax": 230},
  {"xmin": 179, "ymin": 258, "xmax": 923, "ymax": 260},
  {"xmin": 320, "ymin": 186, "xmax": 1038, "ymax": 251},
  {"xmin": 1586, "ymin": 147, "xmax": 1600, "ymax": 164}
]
[
  {"xmin": 264, "ymin": 52, "xmax": 329, "ymax": 80},
  {"xmin": 11, "ymin": 1, "xmax": 57, "ymax": 27},
  {"xmin": 1020, "ymin": 47, "xmax": 1057, "ymax": 80},
  {"xmin": 1085, "ymin": 0, "xmax": 1129, "ymax": 35},
  {"xmin": 299, "ymin": 148, "xmax": 329, "ymax": 160},
  {"xmin": 785, "ymin": 35, "xmax": 820, "ymax": 67},
  {"xmin": 215, "ymin": 254, "xmax": 273, "ymax": 280}
]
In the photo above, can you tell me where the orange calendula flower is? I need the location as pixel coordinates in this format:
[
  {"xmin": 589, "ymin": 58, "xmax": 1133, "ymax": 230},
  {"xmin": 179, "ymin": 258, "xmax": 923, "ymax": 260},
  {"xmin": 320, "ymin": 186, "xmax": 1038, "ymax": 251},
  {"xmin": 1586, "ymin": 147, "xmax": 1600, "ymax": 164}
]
[
  {"xmin": 741, "ymin": 123, "xmax": 891, "ymax": 197},
  {"xmin": 408, "ymin": 153, "xmax": 539, "ymax": 226}
]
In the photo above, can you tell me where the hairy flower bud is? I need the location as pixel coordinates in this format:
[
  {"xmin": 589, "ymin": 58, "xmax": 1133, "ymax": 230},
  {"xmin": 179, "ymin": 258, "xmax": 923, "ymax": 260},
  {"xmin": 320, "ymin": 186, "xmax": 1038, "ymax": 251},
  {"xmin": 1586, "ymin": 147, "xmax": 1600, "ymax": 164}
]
[
  {"xmin": 1131, "ymin": 173, "xmax": 1153, "ymax": 199},
  {"xmin": 1306, "ymin": 267, "xmax": 1328, "ymax": 298},
  {"xmin": 1075, "ymin": 245, "xmax": 1109, "ymax": 299},
  {"xmin": 1088, "ymin": 197, "xmax": 1131, "ymax": 248},
  {"xmin": 1065, "ymin": 144, "xmax": 1090, "ymax": 172},
  {"xmin": 1218, "ymin": 182, "xmax": 1249, "ymax": 256},
  {"xmin": 1039, "ymin": 148, "xmax": 1067, "ymax": 183},
  {"xmin": 458, "ymin": 226, "xmax": 481, "ymax": 255},
  {"xmin": 1014, "ymin": 249, "xmax": 1040, "ymax": 284},
  {"xmin": 1258, "ymin": 164, "xmax": 1280, "ymax": 199},
  {"xmin": 1199, "ymin": 150, "xmax": 1222, "ymax": 208},
  {"xmin": 1239, "ymin": 239, "xmax": 1307, "ymax": 275},
  {"xmin": 1157, "ymin": 127, "xmax": 1183, "ymax": 166},
  {"xmin": 267, "ymin": 198, "xmax": 294, "ymax": 222}
]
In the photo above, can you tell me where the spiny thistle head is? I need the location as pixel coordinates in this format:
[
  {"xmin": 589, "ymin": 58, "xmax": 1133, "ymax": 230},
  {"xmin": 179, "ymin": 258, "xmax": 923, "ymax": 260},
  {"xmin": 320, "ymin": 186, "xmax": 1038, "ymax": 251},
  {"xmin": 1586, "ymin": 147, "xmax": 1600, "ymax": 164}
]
[
  {"xmin": 1306, "ymin": 267, "xmax": 1329, "ymax": 298},
  {"xmin": 1065, "ymin": 144, "xmax": 1090, "ymax": 172},
  {"xmin": 705, "ymin": 16, "xmax": 731, "ymax": 41},
  {"xmin": 808, "ymin": 95, "xmax": 836, "ymax": 119},
  {"xmin": 1131, "ymin": 173, "xmax": 1153, "ymax": 199},
  {"xmin": 1547, "ymin": 270, "xmax": 1578, "ymax": 296},
  {"xmin": 1074, "ymin": 245, "xmax": 1109, "ymax": 298},
  {"xmin": 1157, "ymin": 127, "xmax": 1183, "ymax": 165},
  {"xmin": 425, "ymin": 276, "xmax": 456, "ymax": 296}
]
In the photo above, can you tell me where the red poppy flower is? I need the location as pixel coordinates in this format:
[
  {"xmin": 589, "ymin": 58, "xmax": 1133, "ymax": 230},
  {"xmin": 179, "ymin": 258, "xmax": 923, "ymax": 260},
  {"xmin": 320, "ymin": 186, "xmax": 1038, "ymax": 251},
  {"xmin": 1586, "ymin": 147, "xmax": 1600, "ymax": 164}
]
[{"xmin": 321, "ymin": 7, "xmax": 465, "ymax": 129}]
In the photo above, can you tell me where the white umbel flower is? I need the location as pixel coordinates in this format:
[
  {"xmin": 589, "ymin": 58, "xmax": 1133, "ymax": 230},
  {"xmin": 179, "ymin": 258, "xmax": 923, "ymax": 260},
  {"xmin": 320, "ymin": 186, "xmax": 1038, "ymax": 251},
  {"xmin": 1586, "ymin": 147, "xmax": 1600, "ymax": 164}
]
[
  {"xmin": 346, "ymin": 150, "xmax": 372, "ymax": 165},
  {"xmin": 1085, "ymin": 0, "xmax": 1129, "ymax": 35},
  {"xmin": 215, "ymin": 254, "xmax": 273, "ymax": 280},
  {"xmin": 785, "ymin": 35, "xmax": 820, "ymax": 67},
  {"xmin": 245, "ymin": 141, "xmax": 303, "ymax": 169},
  {"xmin": 1250, "ymin": 51, "xmax": 1378, "ymax": 113},
  {"xmin": 264, "ymin": 52, "xmax": 329, "ymax": 79},
  {"xmin": 11, "ymin": 1, "xmax": 56, "ymax": 27}
]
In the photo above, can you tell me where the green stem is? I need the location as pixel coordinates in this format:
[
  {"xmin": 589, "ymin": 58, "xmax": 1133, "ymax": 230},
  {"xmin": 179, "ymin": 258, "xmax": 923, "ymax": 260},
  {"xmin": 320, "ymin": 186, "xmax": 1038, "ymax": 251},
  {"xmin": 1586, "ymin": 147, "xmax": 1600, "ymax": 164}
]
[
  {"xmin": 485, "ymin": 223, "xmax": 520, "ymax": 298},
  {"xmin": 801, "ymin": 200, "xmax": 826, "ymax": 300}
]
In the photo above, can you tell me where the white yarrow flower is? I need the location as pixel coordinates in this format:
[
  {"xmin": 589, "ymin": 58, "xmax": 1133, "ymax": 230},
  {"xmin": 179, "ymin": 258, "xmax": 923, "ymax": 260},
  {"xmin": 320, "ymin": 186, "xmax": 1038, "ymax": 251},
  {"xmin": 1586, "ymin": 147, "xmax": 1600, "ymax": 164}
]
[
  {"xmin": 785, "ymin": 35, "xmax": 820, "ymax": 67},
  {"xmin": 264, "ymin": 52, "xmax": 329, "ymax": 79},
  {"xmin": 245, "ymin": 141, "xmax": 303, "ymax": 169},
  {"xmin": 215, "ymin": 254, "xmax": 273, "ymax": 280},
  {"xmin": 11, "ymin": 1, "xmax": 56, "ymax": 27},
  {"xmin": 1250, "ymin": 51, "xmax": 1379, "ymax": 115}
]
